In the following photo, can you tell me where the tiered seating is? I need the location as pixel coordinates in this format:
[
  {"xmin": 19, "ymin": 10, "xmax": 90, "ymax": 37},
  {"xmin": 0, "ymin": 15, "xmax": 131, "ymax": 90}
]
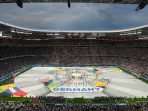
[{"xmin": 0, "ymin": 40, "xmax": 147, "ymax": 79}]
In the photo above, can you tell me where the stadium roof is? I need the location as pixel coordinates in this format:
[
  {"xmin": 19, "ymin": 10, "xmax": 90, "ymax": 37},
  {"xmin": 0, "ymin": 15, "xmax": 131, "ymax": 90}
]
[
  {"xmin": 0, "ymin": 0, "xmax": 141, "ymax": 4},
  {"xmin": 0, "ymin": 3, "xmax": 148, "ymax": 32},
  {"xmin": 0, "ymin": 23, "xmax": 148, "ymax": 40}
]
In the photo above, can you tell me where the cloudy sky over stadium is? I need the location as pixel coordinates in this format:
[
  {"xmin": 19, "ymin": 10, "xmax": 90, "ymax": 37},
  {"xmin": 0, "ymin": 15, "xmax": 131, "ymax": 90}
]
[{"xmin": 0, "ymin": 3, "xmax": 148, "ymax": 31}]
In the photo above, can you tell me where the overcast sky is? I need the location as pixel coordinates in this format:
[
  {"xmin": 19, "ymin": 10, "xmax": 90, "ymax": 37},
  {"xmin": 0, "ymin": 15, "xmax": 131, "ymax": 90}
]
[{"xmin": 0, "ymin": 3, "xmax": 148, "ymax": 31}]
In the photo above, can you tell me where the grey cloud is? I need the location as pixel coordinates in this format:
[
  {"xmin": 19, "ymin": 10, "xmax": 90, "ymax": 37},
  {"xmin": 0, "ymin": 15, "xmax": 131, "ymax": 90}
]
[{"xmin": 0, "ymin": 3, "xmax": 148, "ymax": 31}]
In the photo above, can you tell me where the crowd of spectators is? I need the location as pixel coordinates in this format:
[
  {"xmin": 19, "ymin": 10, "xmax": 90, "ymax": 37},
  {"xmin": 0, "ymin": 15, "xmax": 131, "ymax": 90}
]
[
  {"xmin": 0, "ymin": 40, "xmax": 147, "ymax": 80},
  {"xmin": 0, "ymin": 102, "xmax": 147, "ymax": 111},
  {"xmin": 0, "ymin": 96, "xmax": 147, "ymax": 111}
]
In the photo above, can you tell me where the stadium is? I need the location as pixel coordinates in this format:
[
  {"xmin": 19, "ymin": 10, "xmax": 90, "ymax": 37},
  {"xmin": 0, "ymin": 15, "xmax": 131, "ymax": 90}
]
[{"xmin": 0, "ymin": 1, "xmax": 148, "ymax": 111}]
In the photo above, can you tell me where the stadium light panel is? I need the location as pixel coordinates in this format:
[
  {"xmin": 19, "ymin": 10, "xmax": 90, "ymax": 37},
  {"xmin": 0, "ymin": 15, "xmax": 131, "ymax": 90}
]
[
  {"xmin": 28, "ymin": 32, "xmax": 32, "ymax": 34},
  {"xmin": 11, "ymin": 30, "xmax": 15, "ymax": 33},
  {"xmin": 47, "ymin": 33, "xmax": 53, "ymax": 36},
  {"xmin": 137, "ymin": 31, "xmax": 142, "ymax": 34}
]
